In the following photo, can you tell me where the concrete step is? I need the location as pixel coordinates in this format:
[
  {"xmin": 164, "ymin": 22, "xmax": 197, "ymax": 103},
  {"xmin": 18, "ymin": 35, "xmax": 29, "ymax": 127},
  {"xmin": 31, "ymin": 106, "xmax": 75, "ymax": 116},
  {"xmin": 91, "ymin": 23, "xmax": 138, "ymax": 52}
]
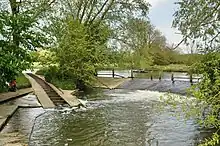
[
  {"xmin": 27, "ymin": 73, "xmax": 68, "ymax": 106},
  {"xmin": 47, "ymin": 93, "xmax": 59, "ymax": 96},
  {"xmin": 52, "ymin": 100, "xmax": 66, "ymax": 103}
]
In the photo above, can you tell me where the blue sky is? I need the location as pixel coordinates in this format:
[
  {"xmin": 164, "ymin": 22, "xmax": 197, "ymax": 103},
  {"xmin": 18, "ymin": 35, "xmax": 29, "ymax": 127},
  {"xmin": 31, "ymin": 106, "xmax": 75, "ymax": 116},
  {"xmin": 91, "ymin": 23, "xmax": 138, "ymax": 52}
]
[{"xmin": 147, "ymin": 0, "xmax": 186, "ymax": 50}]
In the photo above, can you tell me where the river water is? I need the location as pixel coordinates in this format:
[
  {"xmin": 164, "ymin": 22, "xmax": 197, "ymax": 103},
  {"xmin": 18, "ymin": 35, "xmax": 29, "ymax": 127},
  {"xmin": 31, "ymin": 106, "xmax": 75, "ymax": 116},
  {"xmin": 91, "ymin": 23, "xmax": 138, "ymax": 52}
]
[{"xmin": 2, "ymin": 72, "xmax": 211, "ymax": 146}]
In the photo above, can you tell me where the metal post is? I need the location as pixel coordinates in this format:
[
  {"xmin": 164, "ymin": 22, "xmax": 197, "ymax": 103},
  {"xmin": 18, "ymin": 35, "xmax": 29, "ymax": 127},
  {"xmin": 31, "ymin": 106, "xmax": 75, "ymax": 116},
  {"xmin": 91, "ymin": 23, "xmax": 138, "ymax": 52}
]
[
  {"xmin": 131, "ymin": 69, "xmax": 134, "ymax": 79},
  {"xmin": 190, "ymin": 73, "xmax": 193, "ymax": 84},
  {"xmin": 171, "ymin": 73, "xmax": 174, "ymax": 83},
  {"xmin": 159, "ymin": 72, "xmax": 161, "ymax": 81},
  {"xmin": 112, "ymin": 69, "xmax": 115, "ymax": 78}
]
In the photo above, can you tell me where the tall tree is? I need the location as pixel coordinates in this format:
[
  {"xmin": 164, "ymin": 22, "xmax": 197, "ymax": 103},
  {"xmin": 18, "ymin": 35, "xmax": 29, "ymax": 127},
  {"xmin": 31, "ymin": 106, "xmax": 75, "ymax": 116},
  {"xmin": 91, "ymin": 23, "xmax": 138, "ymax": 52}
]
[
  {"xmin": 115, "ymin": 18, "xmax": 168, "ymax": 68},
  {"xmin": 46, "ymin": 0, "xmax": 151, "ymax": 89},
  {"xmin": 0, "ymin": 0, "xmax": 54, "ymax": 91}
]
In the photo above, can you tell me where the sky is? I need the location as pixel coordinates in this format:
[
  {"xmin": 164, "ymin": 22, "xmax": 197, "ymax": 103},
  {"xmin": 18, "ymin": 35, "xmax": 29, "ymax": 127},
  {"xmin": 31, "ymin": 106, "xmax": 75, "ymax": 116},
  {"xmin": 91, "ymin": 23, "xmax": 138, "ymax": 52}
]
[{"xmin": 147, "ymin": 0, "xmax": 187, "ymax": 51}]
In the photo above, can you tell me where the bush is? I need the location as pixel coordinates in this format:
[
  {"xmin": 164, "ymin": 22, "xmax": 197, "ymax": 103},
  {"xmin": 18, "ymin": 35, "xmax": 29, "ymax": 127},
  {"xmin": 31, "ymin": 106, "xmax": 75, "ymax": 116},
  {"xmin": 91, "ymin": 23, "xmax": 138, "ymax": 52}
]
[
  {"xmin": 44, "ymin": 66, "xmax": 59, "ymax": 82},
  {"xmin": 35, "ymin": 68, "xmax": 48, "ymax": 76},
  {"xmin": 37, "ymin": 66, "xmax": 76, "ymax": 90}
]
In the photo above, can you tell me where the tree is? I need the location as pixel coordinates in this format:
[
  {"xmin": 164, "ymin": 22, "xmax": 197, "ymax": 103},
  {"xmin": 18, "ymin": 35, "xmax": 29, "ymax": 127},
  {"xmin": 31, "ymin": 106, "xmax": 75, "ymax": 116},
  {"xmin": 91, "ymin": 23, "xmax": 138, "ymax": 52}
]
[
  {"xmin": 0, "ymin": 0, "xmax": 54, "ymax": 91},
  {"xmin": 171, "ymin": 1, "xmax": 220, "ymax": 145},
  {"xmin": 46, "ymin": 0, "xmax": 151, "ymax": 89},
  {"xmin": 173, "ymin": 0, "xmax": 220, "ymax": 52},
  {"xmin": 115, "ymin": 18, "xmax": 169, "ymax": 68},
  {"xmin": 53, "ymin": 18, "xmax": 110, "ymax": 90}
]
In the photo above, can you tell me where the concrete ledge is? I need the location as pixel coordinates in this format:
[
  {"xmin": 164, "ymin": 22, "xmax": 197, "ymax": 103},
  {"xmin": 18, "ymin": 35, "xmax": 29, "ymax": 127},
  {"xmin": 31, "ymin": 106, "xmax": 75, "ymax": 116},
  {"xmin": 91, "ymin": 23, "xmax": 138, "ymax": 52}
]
[
  {"xmin": 0, "ymin": 105, "xmax": 18, "ymax": 131},
  {"xmin": 94, "ymin": 78, "xmax": 131, "ymax": 89},
  {"xmin": 0, "ymin": 88, "xmax": 33, "ymax": 103},
  {"xmin": 24, "ymin": 74, "xmax": 55, "ymax": 108}
]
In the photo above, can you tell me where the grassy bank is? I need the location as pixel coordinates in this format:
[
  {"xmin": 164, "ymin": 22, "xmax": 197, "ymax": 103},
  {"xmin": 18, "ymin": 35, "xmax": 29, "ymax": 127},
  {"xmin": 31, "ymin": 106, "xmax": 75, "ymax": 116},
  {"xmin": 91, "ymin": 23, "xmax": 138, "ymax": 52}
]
[
  {"xmin": 16, "ymin": 74, "xmax": 32, "ymax": 89},
  {"xmin": 0, "ymin": 73, "xmax": 31, "ymax": 93},
  {"xmin": 50, "ymin": 79, "xmax": 75, "ymax": 90}
]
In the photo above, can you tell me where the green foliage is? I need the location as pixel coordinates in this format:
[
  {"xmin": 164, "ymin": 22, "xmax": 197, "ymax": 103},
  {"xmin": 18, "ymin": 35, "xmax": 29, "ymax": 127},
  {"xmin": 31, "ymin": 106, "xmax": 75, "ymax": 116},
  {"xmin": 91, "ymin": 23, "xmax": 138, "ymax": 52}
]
[
  {"xmin": 0, "ymin": 73, "xmax": 31, "ymax": 93},
  {"xmin": 0, "ymin": 0, "xmax": 52, "ymax": 91},
  {"xmin": 35, "ymin": 68, "xmax": 48, "ymax": 76},
  {"xmin": 36, "ymin": 50, "xmax": 57, "ymax": 67},
  {"xmin": 44, "ymin": 66, "xmax": 59, "ymax": 83},
  {"xmin": 36, "ymin": 67, "xmax": 76, "ymax": 90},
  {"xmin": 50, "ymin": 79, "xmax": 76, "ymax": 90},
  {"xmin": 161, "ymin": 53, "xmax": 220, "ymax": 145},
  {"xmin": 170, "ymin": 1, "xmax": 220, "ymax": 144},
  {"xmin": 201, "ymin": 133, "xmax": 220, "ymax": 146},
  {"xmin": 108, "ymin": 17, "xmax": 202, "ymax": 69},
  {"xmin": 53, "ymin": 18, "xmax": 110, "ymax": 88},
  {"xmin": 173, "ymin": 0, "xmax": 220, "ymax": 51}
]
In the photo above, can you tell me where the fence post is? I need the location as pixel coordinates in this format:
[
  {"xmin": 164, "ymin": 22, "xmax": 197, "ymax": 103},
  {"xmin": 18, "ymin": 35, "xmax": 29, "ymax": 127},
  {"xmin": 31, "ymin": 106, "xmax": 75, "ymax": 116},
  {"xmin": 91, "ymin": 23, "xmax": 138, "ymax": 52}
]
[
  {"xmin": 171, "ymin": 73, "xmax": 174, "ymax": 83},
  {"xmin": 159, "ymin": 72, "xmax": 162, "ymax": 81},
  {"xmin": 112, "ymin": 68, "xmax": 115, "ymax": 78},
  {"xmin": 131, "ymin": 69, "xmax": 134, "ymax": 79},
  {"xmin": 150, "ymin": 72, "xmax": 153, "ymax": 80},
  {"xmin": 190, "ymin": 73, "xmax": 193, "ymax": 84}
]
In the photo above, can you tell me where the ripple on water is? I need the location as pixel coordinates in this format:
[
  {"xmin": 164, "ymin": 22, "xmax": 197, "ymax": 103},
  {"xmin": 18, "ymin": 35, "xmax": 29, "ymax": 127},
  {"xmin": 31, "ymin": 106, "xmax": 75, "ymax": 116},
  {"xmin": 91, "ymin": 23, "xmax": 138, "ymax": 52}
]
[{"xmin": 3, "ymin": 89, "xmax": 212, "ymax": 146}]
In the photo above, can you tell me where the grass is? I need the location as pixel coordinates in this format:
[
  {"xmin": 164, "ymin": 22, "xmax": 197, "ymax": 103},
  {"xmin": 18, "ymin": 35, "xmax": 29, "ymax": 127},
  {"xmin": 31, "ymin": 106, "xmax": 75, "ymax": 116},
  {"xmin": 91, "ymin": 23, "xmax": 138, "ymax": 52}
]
[
  {"xmin": 16, "ymin": 73, "xmax": 31, "ymax": 89},
  {"xmin": 0, "ymin": 73, "xmax": 31, "ymax": 93},
  {"xmin": 35, "ymin": 68, "xmax": 76, "ymax": 90},
  {"xmin": 50, "ymin": 79, "xmax": 75, "ymax": 90}
]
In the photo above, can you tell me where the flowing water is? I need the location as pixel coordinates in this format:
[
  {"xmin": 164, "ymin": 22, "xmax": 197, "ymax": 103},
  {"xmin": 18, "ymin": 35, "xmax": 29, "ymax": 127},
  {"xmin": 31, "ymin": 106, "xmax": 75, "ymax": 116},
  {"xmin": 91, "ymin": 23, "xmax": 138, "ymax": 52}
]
[{"xmin": 2, "ymin": 72, "xmax": 212, "ymax": 146}]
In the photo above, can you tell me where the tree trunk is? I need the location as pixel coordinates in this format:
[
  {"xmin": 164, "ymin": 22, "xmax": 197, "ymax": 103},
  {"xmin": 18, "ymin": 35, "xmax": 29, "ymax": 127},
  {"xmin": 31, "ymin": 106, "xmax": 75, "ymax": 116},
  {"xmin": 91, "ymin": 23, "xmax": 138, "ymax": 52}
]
[{"xmin": 10, "ymin": 0, "xmax": 19, "ymax": 47}]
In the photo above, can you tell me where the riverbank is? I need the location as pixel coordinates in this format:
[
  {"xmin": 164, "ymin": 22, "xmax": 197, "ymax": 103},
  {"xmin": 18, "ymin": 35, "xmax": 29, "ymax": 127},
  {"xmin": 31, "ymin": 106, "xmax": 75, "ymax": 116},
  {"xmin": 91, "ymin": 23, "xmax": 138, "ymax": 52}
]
[{"xmin": 0, "ymin": 74, "xmax": 31, "ymax": 93}]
